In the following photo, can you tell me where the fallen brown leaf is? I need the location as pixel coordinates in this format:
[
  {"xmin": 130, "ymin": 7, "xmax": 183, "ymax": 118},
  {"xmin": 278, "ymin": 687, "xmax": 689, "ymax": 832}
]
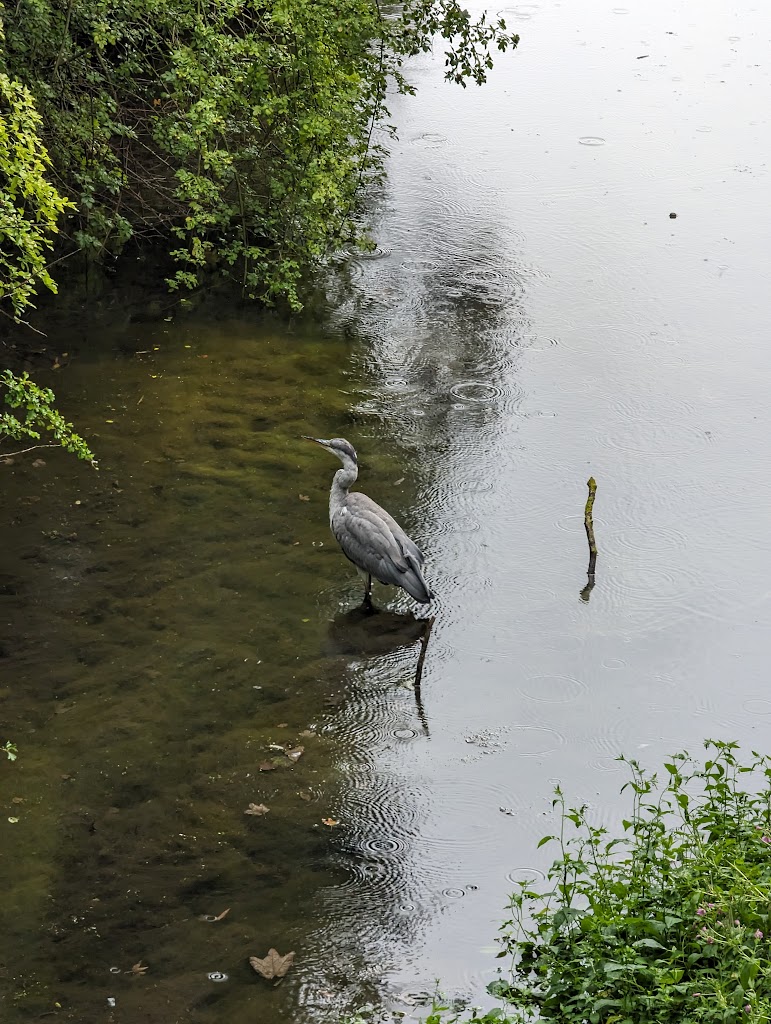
[
  {"xmin": 321, "ymin": 818, "xmax": 339, "ymax": 827},
  {"xmin": 249, "ymin": 949, "xmax": 295, "ymax": 980},
  {"xmin": 276, "ymin": 723, "xmax": 288, "ymax": 728},
  {"xmin": 297, "ymin": 791, "xmax": 312, "ymax": 802},
  {"xmin": 258, "ymin": 761, "xmax": 277, "ymax": 772},
  {"xmin": 298, "ymin": 494, "xmax": 310, "ymax": 502},
  {"xmin": 285, "ymin": 746, "xmax": 304, "ymax": 762},
  {"xmin": 212, "ymin": 908, "xmax": 231, "ymax": 922},
  {"xmin": 129, "ymin": 961, "xmax": 148, "ymax": 976},
  {"xmin": 245, "ymin": 803, "xmax": 270, "ymax": 816}
]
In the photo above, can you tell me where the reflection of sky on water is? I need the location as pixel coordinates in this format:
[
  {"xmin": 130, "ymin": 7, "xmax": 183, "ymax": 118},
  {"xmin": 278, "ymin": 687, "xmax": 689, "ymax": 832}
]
[{"xmin": 323, "ymin": 0, "xmax": 771, "ymax": 1006}]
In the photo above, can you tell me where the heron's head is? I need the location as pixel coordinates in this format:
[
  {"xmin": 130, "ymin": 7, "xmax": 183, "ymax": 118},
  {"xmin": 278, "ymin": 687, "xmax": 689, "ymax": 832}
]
[{"xmin": 303, "ymin": 436, "xmax": 358, "ymax": 467}]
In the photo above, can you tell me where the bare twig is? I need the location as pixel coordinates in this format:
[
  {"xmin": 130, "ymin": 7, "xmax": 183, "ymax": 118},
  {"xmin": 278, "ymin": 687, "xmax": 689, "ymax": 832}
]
[
  {"xmin": 0, "ymin": 443, "xmax": 59, "ymax": 459},
  {"xmin": 0, "ymin": 307, "xmax": 48, "ymax": 337},
  {"xmin": 580, "ymin": 477, "xmax": 598, "ymax": 603}
]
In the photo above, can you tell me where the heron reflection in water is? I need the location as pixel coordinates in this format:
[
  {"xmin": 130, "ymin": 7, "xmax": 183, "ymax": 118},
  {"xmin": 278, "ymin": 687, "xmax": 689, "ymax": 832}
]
[
  {"xmin": 303, "ymin": 436, "xmax": 433, "ymax": 610},
  {"xmin": 327, "ymin": 605, "xmax": 435, "ymax": 736}
]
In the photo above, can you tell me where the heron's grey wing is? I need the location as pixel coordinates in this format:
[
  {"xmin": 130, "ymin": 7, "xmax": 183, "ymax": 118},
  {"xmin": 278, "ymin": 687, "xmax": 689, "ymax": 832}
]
[
  {"xmin": 332, "ymin": 493, "xmax": 432, "ymax": 601},
  {"xmin": 331, "ymin": 498, "xmax": 409, "ymax": 585},
  {"xmin": 346, "ymin": 493, "xmax": 426, "ymax": 566}
]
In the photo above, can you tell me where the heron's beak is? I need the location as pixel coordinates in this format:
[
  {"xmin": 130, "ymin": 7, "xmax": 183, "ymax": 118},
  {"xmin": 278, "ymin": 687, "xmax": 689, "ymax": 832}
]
[{"xmin": 302, "ymin": 436, "xmax": 329, "ymax": 447}]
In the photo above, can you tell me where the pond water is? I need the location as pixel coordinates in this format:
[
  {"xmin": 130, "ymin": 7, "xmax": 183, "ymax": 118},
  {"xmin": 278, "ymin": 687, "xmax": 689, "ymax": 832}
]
[{"xmin": 3, "ymin": 0, "xmax": 771, "ymax": 1019}]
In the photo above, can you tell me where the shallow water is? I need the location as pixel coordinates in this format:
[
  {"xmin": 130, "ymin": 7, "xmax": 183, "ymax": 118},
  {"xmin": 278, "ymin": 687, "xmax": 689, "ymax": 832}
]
[{"xmin": 3, "ymin": 0, "xmax": 771, "ymax": 1019}]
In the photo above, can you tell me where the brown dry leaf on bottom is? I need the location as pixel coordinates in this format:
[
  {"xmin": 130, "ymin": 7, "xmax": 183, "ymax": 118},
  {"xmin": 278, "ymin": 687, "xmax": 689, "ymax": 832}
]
[
  {"xmin": 129, "ymin": 961, "xmax": 148, "ymax": 976},
  {"xmin": 249, "ymin": 949, "xmax": 295, "ymax": 982},
  {"xmin": 244, "ymin": 803, "xmax": 270, "ymax": 816},
  {"xmin": 285, "ymin": 746, "xmax": 304, "ymax": 762}
]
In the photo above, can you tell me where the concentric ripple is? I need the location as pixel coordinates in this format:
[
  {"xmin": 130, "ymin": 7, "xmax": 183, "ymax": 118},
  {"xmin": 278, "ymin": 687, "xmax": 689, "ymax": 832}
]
[
  {"xmin": 360, "ymin": 836, "xmax": 405, "ymax": 856},
  {"xmin": 517, "ymin": 674, "xmax": 588, "ymax": 705},
  {"xmin": 449, "ymin": 380, "xmax": 504, "ymax": 404},
  {"xmin": 743, "ymin": 699, "xmax": 771, "ymax": 716},
  {"xmin": 509, "ymin": 725, "xmax": 565, "ymax": 757},
  {"xmin": 505, "ymin": 866, "xmax": 547, "ymax": 886},
  {"xmin": 353, "ymin": 245, "xmax": 393, "ymax": 261}
]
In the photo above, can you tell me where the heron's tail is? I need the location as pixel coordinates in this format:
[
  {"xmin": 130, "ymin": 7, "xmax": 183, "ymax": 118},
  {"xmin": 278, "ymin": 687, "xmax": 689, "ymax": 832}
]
[{"xmin": 403, "ymin": 556, "xmax": 433, "ymax": 604}]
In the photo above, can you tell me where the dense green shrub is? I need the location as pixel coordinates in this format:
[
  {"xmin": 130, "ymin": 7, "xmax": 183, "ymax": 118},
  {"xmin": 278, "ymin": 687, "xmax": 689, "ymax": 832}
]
[
  {"xmin": 1, "ymin": 0, "xmax": 518, "ymax": 309},
  {"xmin": 493, "ymin": 741, "xmax": 771, "ymax": 1023},
  {"xmin": 343, "ymin": 743, "xmax": 771, "ymax": 1024}
]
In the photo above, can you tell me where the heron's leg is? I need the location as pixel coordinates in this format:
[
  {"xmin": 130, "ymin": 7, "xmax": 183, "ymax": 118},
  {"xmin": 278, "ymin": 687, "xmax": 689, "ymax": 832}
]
[{"xmin": 362, "ymin": 574, "xmax": 373, "ymax": 608}]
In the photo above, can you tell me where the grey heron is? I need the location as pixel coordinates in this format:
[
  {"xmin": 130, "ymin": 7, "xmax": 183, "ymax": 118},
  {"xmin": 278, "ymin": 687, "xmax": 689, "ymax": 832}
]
[{"xmin": 303, "ymin": 436, "xmax": 433, "ymax": 607}]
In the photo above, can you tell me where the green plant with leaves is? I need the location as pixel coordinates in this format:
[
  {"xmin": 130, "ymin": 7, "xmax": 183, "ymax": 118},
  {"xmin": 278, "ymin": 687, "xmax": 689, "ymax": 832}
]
[
  {"xmin": 0, "ymin": 65, "xmax": 73, "ymax": 320},
  {"xmin": 2, "ymin": 0, "xmax": 518, "ymax": 309},
  {"xmin": 345, "ymin": 743, "xmax": 771, "ymax": 1024},
  {"xmin": 2, "ymin": 740, "xmax": 17, "ymax": 761},
  {"xmin": 482, "ymin": 740, "xmax": 771, "ymax": 1023},
  {"xmin": 1, "ymin": 370, "xmax": 95, "ymax": 463}
]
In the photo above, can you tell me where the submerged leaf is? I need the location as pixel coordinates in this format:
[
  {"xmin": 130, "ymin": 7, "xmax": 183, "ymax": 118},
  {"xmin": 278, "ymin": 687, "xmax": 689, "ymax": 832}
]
[
  {"xmin": 249, "ymin": 949, "xmax": 295, "ymax": 979},
  {"xmin": 245, "ymin": 803, "xmax": 270, "ymax": 816},
  {"xmin": 285, "ymin": 746, "xmax": 304, "ymax": 762}
]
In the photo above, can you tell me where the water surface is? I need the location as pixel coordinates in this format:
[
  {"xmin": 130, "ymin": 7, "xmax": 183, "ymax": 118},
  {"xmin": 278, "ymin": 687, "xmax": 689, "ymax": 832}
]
[{"xmin": 3, "ymin": 0, "xmax": 771, "ymax": 1018}]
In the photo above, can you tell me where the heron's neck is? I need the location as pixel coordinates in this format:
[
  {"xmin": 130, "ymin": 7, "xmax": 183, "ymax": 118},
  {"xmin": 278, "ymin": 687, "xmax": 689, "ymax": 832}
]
[{"xmin": 329, "ymin": 462, "xmax": 358, "ymax": 518}]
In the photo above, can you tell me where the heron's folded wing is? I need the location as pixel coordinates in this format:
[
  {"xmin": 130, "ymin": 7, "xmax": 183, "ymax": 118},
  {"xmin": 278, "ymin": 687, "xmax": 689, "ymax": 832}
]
[
  {"xmin": 332, "ymin": 496, "xmax": 412, "ymax": 587},
  {"xmin": 345, "ymin": 493, "xmax": 425, "ymax": 565}
]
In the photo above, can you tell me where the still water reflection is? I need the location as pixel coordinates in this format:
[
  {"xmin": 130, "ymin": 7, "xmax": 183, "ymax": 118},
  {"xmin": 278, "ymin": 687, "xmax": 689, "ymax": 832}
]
[{"xmin": 3, "ymin": 0, "xmax": 771, "ymax": 1019}]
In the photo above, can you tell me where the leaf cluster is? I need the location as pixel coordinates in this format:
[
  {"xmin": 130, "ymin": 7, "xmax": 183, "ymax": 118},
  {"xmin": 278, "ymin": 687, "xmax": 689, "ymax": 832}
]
[
  {"xmin": 491, "ymin": 741, "xmax": 771, "ymax": 1023},
  {"xmin": 0, "ymin": 63, "xmax": 73, "ymax": 318},
  {"xmin": 2, "ymin": 0, "xmax": 518, "ymax": 309},
  {"xmin": 1, "ymin": 369, "xmax": 95, "ymax": 463}
]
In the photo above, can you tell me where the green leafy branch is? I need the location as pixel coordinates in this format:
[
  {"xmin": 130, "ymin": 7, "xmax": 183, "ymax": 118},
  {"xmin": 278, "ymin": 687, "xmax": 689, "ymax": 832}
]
[
  {"xmin": 0, "ymin": 68, "xmax": 74, "ymax": 320},
  {"xmin": 0, "ymin": 370, "xmax": 96, "ymax": 464},
  {"xmin": 3, "ymin": 0, "xmax": 519, "ymax": 310}
]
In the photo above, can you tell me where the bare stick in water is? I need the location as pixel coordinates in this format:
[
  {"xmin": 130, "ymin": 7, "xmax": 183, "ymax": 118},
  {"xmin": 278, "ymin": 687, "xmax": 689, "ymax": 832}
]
[{"xmin": 580, "ymin": 477, "xmax": 598, "ymax": 603}]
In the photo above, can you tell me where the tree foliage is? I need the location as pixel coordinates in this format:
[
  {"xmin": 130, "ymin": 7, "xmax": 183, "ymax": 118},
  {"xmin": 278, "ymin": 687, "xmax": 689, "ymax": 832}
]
[
  {"xmin": 1, "ymin": 370, "xmax": 95, "ymax": 463},
  {"xmin": 1, "ymin": 0, "xmax": 518, "ymax": 309},
  {"xmin": 0, "ymin": 60, "xmax": 73, "ymax": 317}
]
